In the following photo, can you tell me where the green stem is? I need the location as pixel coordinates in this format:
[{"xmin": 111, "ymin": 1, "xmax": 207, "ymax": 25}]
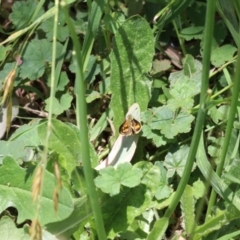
[
  {"xmin": 147, "ymin": 1, "xmax": 216, "ymax": 239},
  {"xmin": 62, "ymin": 2, "xmax": 106, "ymax": 239},
  {"xmin": 206, "ymin": 16, "xmax": 240, "ymax": 219}
]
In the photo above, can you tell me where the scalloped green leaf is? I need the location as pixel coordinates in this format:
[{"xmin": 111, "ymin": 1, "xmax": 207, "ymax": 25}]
[
  {"xmin": 45, "ymin": 93, "xmax": 73, "ymax": 116},
  {"xmin": 211, "ymin": 44, "xmax": 237, "ymax": 67},
  {"xmin": 154, "ymin": 161, "xmax": 172, "ymax": 200},
  {"xmin": 164, "ymin": 145, "xmax": 195, "ymax": 177},
  {"xmin": 0, "ymin": 156, "xmax": 73, "ymax": 225},
  {"xmin": 101, "ymin": 161, "xmax": 159, "ymax": 238},
  {"xmin": 95, "ymin": 162, "xmax": 143, "ymax": 196},
  {"xmin": 20, "ymin": 39, "xmax": 63, "ymax": 80},
  {"xmin": 0, "ymin": 216, "xmax": 30, "ymax": 239},
  {"xmin": 147, "ymin": 106, "xmax": 195, "ymax": 139},
  {"xmin": 38, "ymin": 9, "xmax": 69, "ymax": 42},
  {"xmin": 109, "ymin": 16, "xmax": 154, "ymax": 133},
  {"xmin": 9, "ymin": 0, "xmax": 44, "ymax": 29}
]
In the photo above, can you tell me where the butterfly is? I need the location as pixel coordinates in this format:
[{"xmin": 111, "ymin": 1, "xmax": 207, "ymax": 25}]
[{"xmin": 119, "ymin": 114, "xmax": 142, "ymax": 136}]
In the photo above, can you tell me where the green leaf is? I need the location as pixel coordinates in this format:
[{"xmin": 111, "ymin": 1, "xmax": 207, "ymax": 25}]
[
  {"xmin": 141, "ymin": 125, "xmax": 167, "ymax": 147},
  {"xmin": 20, "ymin": 39, "xmax": 63, "ymax": 80},
  {"xmin": 89, "ymin": 111, "xmax": 109, "ymax": 142},
  {"xmin": 207, "ymin": 136, "xmax": 224, "ymax": 159},
  {"xmin": 101, "ymin": 161, "xmax": 158, "ymax": 238},
  {"xmin": 180, "ymin": 26, "xmax": 204, "ymax": 41},
  {"xmin": 46, "ymin": 197, "xmax": 92, "ymax": 239},
  {"xmin": 208, "ymin": 105, "xmax": 229, "ymax": 124},
  {"xmin": 164, "ymin": 145, "xmax": 195, "ymax": 177},
  {"xmin": 0, "ymin": 45, "xmax": 8, "ymax": 62},
  {"xmin": 38, "ymin": 119, "xmax": 98, "ymax": 176},
  {"xmin": 154, "ymin": 161, "xmax": 172, "ymax": 200},
  {"xmin": 0, "ymin": 156, "xmax": 73, "ymax": 225},
  {"xmin": 169, "ymin": 55, "xmax": 202, "ymax": 93},
  {"xmin": 95, "ymin": 162, "xmax": 143, "ymax": 196},
  {"xmin": 9, "ymin": 0, "xmax": 44, "ymax": 29},
  {"xmin": 147, "ymin": 106, "xmax": 195, "ymax": 139},
  {"xmin": 0, "ymin": 121, "xmax": 40, "ymax": 163},
  {"xmin": 109, "ymin": 16, "xmax": 154, "ymax": 133},
  {"xmin": 211, "ymin": 44, "xmax": 237, "ymax": 67},
  {"xmin": 86, "ymin": 90, "xmax": 102, "ymax": 103},
  {"xmin": 47, "ymin": 71, "xmax": 69, "ymax": 91},
  {"xmin": 45, "ymin": 93, "xmax": 73, "ymax": 116},
  {"xmin": 137, "ymin": 161, "xmax": 161, "ymax": 195},
  {"xmin": 167, "ymin": 78, "xmax": 196, "ymax": 111},
  {"xmin": 38, "ymin": 9, "xmax": 69, "ymax": 42},
  {"xmin": 193, "ymin": 179, "xmax": 206, "ymax": 200},
  {"xmin": 0, "ymin": 216, "xmax": 30, "ymax": 240},
  {"xmin": 180, "ymin": 185, "xmax": 195, "ymax": 235},
  {"xmin": 152, "ymin": 59, "xmax": 172, "ymax": 74}
]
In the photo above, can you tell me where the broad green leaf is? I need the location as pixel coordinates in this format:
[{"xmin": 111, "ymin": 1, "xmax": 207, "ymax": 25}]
[
  {"xmin": 148, "ymin": 106, "xmax": 195, "ymax": 139},
  {"xmin": 207, "ymin": 136, "xmax": 224, "ymax": 159},
  {"xmin": 9, "ymin": 0, "xmax": 44, "ymax": 29},
  {"xmin": 192, "ymin": 179, "xmax": 205, "ymax": 200},
  {"xmin": 38, "ymin": 119, "xmax": 98, "ymax": 176},
  {"xmin": 89, "ymin": 111, "xmax": 109, "ymax": 142},
  {"xmin": 0, "ymin": 121, "xmax": 40, "ymax": 163},
  {"xmin": 211, "ymin": 44, "xmax": 237, "ymax": 67},
  {"xmin": 46, "ymin": 197, "xmax": 92, "ymax": 239},
  {"xmin": 110, "ymin": 16, "xmax": 154, "ymax": 133},
  {"xmin": 95, "ymin": 162, "xmax": 143, "ymax": 196},
  {"xmin": 20, "ymin": 39, "xmax": 63, "ymax": 80},
  {"xmin": 152, "ymin": 59, "xmax": 171, "ymax": 74},
  {"xmin": 86, "ymin": 90, "xmax": 102, "ymax": 103},
  {"xmin": 137, "ymin": 161, "xmax": 161, "ymax": 195},
  {"xmin": 0, "ymin": 156, "xmax": 73, "ymax": 225},
  {"xmin": 180, "ymin": 26, "xmax": 204, "ymax": 41},
  {"xmin": 208, "ymin": 105, "xmax": 229, "ymax": 124},
  {"xmin": 164, "ymin": 145, "xmax": 195, "ymax": 177},
  {"xmin": 47, "ymin": 71, "xmax": 69, "ymax": 91},
  {"xmin": 101, "ymin": 161, "xmax": 158, "ymax": 238},
  {"xmin": 154, "ymin": 161, "xmax": 172, "ymax": 200},
  {"xmin": 38, "ymin": 9, "xmax": 69, "ymax": 42},
  {"xmin": 0, "ymin": 216, "xmax": 30, "ymax": 240},
  {"xmin": 45, "ymin": 93, "xmax": 73, "ymax": 116},
  {"xmin": 168, "ymin": 78, "xmax": 196, "ymax": 111},
  {"xmin": 141, "ymin": 125, "xmax": 167, "ymax": 147},
  {"xmin": 169, "ymin": 55, "xmax": 202, "ymax": 93}
]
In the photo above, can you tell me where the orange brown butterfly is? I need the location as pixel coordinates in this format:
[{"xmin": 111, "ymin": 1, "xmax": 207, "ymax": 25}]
[{"xmin": 119, "ymin": 114, "xmax": 142, "ymax": 136}]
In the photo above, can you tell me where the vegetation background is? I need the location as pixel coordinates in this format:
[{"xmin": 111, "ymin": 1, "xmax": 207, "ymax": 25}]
[{"xmin": 0, "ymin": 0, "xmax": 240, "ymax": 239}]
